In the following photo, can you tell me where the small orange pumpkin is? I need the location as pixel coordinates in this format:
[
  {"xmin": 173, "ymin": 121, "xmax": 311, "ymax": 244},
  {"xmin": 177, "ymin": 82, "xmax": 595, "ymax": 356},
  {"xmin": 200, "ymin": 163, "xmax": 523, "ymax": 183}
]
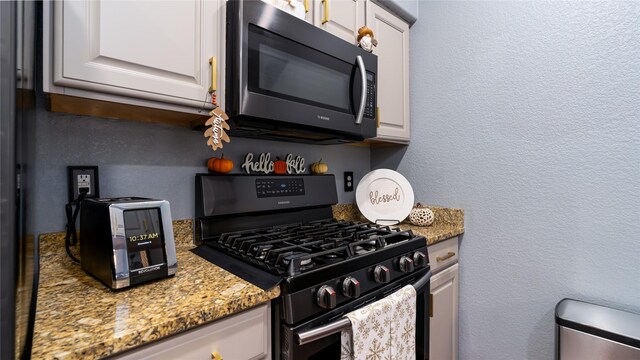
[
  {"xmin": 273, "ymin": 158, "xmax": 287, "ymax": 174},
  {"xmin": 207, "ymin": 154, "xmax": 234, "ymax": 174}
]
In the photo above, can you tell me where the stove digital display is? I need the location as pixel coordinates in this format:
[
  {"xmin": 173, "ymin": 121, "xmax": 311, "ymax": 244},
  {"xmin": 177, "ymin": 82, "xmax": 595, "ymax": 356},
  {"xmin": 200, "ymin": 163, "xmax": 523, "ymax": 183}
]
[
  {"xmin": 256, "ymin": 178, "xmax": 305, "ymax": 198},
  {"xmin": 123, "ymin": 208, "xmax": 166, "ymax": 273}
]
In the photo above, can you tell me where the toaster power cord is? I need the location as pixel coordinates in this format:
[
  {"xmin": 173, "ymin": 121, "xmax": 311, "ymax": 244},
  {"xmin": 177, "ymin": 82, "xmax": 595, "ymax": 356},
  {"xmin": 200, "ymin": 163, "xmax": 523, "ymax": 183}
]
[{"xmin": 64, "ymin": 189, "xmax": 88, "ymax": 263}]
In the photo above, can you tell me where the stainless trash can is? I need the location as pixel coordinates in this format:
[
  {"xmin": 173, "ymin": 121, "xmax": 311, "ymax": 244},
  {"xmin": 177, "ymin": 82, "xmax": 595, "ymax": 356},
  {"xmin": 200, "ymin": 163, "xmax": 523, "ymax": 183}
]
[{"xmin": 556, "ymin": 298, "xmax": 640, "ymax": 359}]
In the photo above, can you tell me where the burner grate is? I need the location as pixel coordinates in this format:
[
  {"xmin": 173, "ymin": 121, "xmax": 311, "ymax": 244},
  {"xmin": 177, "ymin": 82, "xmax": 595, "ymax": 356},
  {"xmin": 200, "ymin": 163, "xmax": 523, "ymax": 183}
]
[{"xmin": 209, "ymin": 219, "xmax": 416, "ymax": 276}]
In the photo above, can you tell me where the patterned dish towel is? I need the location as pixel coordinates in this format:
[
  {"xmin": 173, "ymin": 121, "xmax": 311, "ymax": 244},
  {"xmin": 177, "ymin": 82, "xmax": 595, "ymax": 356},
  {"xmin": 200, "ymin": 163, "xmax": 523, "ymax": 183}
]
[{"xmin": 341, "ymin": 285, "xmax": 417, "ymax": 360}]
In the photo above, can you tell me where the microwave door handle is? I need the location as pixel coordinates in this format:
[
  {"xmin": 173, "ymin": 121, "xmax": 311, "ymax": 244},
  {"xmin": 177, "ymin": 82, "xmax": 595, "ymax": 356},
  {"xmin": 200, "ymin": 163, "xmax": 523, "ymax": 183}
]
[{"xmin": 355, "ymin": 55, "xmax": 367, "ymax": 125}]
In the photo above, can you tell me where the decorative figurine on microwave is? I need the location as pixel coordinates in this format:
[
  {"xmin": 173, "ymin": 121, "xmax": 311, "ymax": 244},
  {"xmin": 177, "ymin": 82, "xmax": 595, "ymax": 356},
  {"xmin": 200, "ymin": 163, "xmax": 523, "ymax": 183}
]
[{"xmin": 356, "ymin": 26, "xmax": 378, "ymax": 53}]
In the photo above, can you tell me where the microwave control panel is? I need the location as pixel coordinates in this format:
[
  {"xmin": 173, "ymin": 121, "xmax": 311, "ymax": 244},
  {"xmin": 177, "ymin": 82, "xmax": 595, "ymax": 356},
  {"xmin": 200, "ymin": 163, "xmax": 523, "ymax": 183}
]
[
  {"xmin": 364, "ymin": 72, "xmax": 376, "ymax": 119},
  {"xmin": 256, "ymin": 178, "xmax": 305, "ymax": 198}
]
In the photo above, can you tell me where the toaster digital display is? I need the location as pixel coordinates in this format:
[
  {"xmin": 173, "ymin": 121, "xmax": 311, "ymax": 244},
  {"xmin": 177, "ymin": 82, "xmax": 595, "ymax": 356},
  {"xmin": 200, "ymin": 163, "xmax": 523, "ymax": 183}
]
[{"xmin": 123, "ymin": 208, "xmax": 166, "ymax": 272}]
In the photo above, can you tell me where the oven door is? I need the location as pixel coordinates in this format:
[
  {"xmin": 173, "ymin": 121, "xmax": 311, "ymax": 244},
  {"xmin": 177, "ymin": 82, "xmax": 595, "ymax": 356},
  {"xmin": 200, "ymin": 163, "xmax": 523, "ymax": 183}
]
[
  {"xmin": 276, "ymin": 269, "xmax": 430, "ymax": 360},
  {"xmin": 227, "ymin": 0, "xmax": 377, "ymax": 141}
]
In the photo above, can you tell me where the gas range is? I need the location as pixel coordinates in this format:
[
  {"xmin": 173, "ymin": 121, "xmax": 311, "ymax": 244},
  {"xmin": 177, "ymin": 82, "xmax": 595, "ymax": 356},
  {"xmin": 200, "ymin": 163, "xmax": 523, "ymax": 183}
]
[{"xmin": 193, "ymin": 174, "xmax": 430, "ymax": 359}]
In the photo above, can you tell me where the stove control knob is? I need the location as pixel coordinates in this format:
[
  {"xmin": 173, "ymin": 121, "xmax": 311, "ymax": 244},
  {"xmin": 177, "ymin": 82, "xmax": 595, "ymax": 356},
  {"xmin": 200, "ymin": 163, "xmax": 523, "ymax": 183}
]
[
  {"xmin": 342, "ymin": 276, "xmax": 361, "ymax": 298},
  {"xmin": 317, "ymin": 285, "xmax": 337, "ymax": 309},
  {"xmin": 413, "ymin": 251, "xmax": 428, "ymax": 268},
  {"xmin": 399, "ymin": 256, "xmax": 415, "ymax": 273},
  {"xmin": 373, "ymin": 265, "xmax": 391, "ymax": 284}
]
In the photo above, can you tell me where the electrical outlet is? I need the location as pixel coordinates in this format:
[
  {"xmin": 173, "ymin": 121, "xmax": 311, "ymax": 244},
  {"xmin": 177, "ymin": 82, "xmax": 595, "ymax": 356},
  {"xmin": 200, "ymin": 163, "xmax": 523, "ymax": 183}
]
[
  {"xmin": 77, "ymin": 174, "xmax": 91, "ymax": 193},
  {"xmin": 68, "ymin": 166, "xmax": 100, "ymax": 203},
  {"xmin": 344, "ymin": 171, "xmax": 354, "ymax": 192}
]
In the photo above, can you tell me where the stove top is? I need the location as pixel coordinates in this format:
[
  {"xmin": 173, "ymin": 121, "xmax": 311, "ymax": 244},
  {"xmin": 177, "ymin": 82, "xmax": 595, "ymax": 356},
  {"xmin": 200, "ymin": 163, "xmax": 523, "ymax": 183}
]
[
  {"xmin": 203, "ymin": 218, "xmax": 420, "ymax": 277},
  {"xmin": 193, "ymin": 174, "xmax": 431, "ymax": 353},
  {"xmin": 192, "ymin": 174, "xmax": 430, "ymax": 324}
]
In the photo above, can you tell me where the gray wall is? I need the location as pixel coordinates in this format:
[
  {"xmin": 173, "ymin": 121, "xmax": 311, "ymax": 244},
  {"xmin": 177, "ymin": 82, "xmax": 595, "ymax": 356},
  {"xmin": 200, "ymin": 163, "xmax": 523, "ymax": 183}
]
[
  {"xmin": 32, "ymin": 99, "xmax": 370, "ymax": 235},
  {"xmin": 30, "ymin": 3, "xmax": 640, "ymax": 357},
  {"xmin": 374, "ymin": 1, "xmax": 640, "ymax": 359}
]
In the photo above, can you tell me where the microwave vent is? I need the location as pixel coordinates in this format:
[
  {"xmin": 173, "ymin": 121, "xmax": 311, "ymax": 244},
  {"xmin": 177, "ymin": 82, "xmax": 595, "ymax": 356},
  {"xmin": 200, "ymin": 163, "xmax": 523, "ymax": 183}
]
[{"xmin": 228, "ymin": 121, "xmax": 352, "ymax": 144}]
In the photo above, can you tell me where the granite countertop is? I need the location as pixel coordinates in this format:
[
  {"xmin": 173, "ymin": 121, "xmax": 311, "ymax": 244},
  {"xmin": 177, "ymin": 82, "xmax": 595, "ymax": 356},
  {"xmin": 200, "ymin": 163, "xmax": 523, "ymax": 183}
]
[
  {"xmin": 332, "ymin": 204, "xmax": 464, "ymax": 245},
  {"xmin": 31, "ymin": 220, "xmax": 280, "ymax": 360},
  {"xmin": 32, "ymin": 204, "xmax": 462, "ymax": 359}
]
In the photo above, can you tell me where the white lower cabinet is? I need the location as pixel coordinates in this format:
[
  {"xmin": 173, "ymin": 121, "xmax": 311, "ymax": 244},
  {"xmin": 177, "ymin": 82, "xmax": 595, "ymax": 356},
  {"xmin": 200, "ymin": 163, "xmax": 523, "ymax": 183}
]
[
  {"xmin": 428, "ymin": 236, "xmax": 459, "ymax": 360},
  {"xmin": 430, "ymin": 263, "xmax": 459, "ymax": 360},
  {"xmin": 113, "ymin": 303, "xmax": 271, "ymax": 360}
]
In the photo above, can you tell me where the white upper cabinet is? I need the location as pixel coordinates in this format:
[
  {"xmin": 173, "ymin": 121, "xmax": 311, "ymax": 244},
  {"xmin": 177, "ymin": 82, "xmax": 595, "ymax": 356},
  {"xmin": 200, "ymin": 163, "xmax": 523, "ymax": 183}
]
[
  {"xmin": 44, "ymin": 0, "xmax": 410, "ymax": 135},
  {"xmin": 366, "ymin": 1, "xmax": 410, "ymax": 143},
  {"xmin": 304, "ymin": 0, "xmax": 314, "ymax": 22},
  {"xmin": 307, "ymin": 0, "xmax": 412, "ymax": 144},
  {"xmin": 45, "ymin": 0, "xmax": 224, "ymax": 112},
  {"xmin": 313, "ymin": 0, "xmax": 364, "ymax": 45}
]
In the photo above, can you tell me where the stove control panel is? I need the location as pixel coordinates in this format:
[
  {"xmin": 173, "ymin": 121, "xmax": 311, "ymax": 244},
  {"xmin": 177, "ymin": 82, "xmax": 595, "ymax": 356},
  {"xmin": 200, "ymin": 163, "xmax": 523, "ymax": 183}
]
[
  {"xmin": 283, "ymin": 247, "xmax": 429, "ymax": 324},
  {"xmin": 342, "ymin": 276, "xmax": 361, "ymax": 298},
  {"xmin": 413, "ymin": 251, "xmax": 428, "ymax": 268},
  {"xmin": 317, "ymin": 285, "xmax": 337, "ymax": 309},
  {"xmin": 399, "ymin": 256, "xmax": 415, "ymax": 273},
  {"xmin": 373, "ymin": 265, "xmax": 391, "ymax": 284},
  {"xmin": 255, "ymin": 178, "xmax": 305, "ymax": 198}
]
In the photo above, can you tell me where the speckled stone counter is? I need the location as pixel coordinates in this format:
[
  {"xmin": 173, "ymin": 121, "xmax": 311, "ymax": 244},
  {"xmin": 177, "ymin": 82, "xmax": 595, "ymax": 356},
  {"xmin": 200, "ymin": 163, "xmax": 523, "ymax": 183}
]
[
  {"xmin": 332, "ymin": 204, "xmax": 464, "ymax": 245},
  {"xmin": 32, "ymin": 205, "xmax": 461, "ymax": 359},
  {"xmin": 32, "ymin": 220, "xmax": 279, "ymax": 360}
]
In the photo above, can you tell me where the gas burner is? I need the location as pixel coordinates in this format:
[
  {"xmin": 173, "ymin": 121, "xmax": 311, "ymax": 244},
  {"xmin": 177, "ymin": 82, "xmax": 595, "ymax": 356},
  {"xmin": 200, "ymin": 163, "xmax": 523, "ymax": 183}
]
[
  {"xmin": 365, "ymin": 239, "xmax": 378, "ymax": 246},
  {"xmin": 279, "ymin": 252, "xmax": 316, "ymax": 274},
  {"xmin": 250, "ymin": 244, "xmax": 273, "ymax": 260},
  {"xmin": 315, "ymin": 253, "xmax": 343, "ymax": 265},
  {"xmin": 352, "ymin": 245, "xmax": 374, "ymax": 255},
  {"xmin": 282, "ymin": 252, "xmax": 313, "ymax": 266}
]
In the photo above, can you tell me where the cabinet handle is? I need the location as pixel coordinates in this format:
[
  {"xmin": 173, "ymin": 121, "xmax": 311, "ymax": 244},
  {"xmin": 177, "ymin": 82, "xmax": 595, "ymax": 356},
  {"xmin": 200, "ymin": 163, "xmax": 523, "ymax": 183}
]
[
  {"xmin": 304, "ymin": 0, "xmax": 309, "ymax": 13},
  {"xmin": 429, "ymin": 293, "xmax": 434, "ymax": 318},
  {"xmin": 321, "ymin": 0, "xmax": 329, "ymax": 24},
  {"xmin": 211, "ymin": 351, "xmax": 223, "ymax": 360},
  {"xmin": 436, "ymin": 252, "xmax": 456, "ymax": 262},
  {"xmin": 209, "ymin": 56, "xmax": 217, "ymax": 92},
  {"xmin": 376, "ymin": 107, "xmax": 380, "ymax": 128}
]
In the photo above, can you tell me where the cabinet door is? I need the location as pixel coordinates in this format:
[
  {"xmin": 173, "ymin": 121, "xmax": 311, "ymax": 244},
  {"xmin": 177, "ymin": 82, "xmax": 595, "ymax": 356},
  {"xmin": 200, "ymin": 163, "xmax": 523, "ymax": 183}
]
[
  {"xmin": 314, "ymin": 0, "xmax": 364, "ymax": 44},
  {"xmin": 304, "ymin": 0, "xmax": 314, "ymax": 23},
  {"xmin": 55, "ymin": 0, "xmax": 222, "ymax": 108},
  {"xmin": 113, "ymin": 304, "xmax": 271, "ymax": 360},
  {"xmin": 366, "ymin": 1, "xmax": 410, "ymax": 143},
  {"xmin": 430, "ymin": 263, "xmax": 459, "ymax": 360}
]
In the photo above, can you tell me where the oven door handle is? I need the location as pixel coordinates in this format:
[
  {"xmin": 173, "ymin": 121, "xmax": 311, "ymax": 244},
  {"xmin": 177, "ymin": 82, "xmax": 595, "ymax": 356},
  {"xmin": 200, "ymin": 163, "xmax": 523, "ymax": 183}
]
[
  {"xmin": 412, "ymin": 269, "xmax": 432, "ymax": 292},
  {"xmin": 355, "ymin": 55, "xmax": 367, "ymax": 125},
  {"xmin": 297, "ymin": 270, "xmax": 432, "ymax": 346}
]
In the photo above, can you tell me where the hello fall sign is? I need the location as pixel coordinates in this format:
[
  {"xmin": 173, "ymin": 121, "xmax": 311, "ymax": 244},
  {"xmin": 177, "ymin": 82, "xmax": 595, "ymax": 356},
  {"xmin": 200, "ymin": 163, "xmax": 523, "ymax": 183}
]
[{"xmin": 242, "ymin": 153, "xmax": 306, "ymax": 174}]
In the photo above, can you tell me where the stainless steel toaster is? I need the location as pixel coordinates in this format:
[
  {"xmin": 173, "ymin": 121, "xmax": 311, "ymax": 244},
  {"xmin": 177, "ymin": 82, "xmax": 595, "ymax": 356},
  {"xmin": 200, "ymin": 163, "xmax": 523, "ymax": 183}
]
[{"xmin": 79, "ymin": 197, "xmax": 177, "ymax": 289}]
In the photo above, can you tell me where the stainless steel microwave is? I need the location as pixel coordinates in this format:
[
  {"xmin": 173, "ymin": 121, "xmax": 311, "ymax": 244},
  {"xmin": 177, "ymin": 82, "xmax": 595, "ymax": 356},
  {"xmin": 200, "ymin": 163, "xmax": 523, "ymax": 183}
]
[{"xmin": 226, "ymin": 0, "xmax": 378, "ymax": 144}]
